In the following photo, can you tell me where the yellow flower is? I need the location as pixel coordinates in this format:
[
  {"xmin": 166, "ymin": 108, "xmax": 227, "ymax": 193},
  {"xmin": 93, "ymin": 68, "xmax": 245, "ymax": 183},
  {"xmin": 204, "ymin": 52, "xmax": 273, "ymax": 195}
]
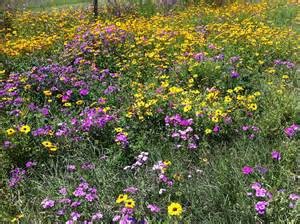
[
  {"xmin": 116, "ymin": 194, "xmax": 128, "ymax": 204},
  {"xmin": 211, "ymin": 116, "xmax": 219, "ymax": 123},
  {"xmin": 43, "ymin": 90, "xmax": 52, "ymax": 96},
  {"xmin": 282, "ymin": 75, "xmax": 289, "ymax": 79},
  {"xmin": 248, "ymin": 103, "xmax": 257, "ymax": 111},
  {"xmin": 42, "ymin": 141, "xmax": 53, "ymax": 148},
  {"xmin": 20, "ymin": 125, "xmax": 31, "ymax": 134},
  {"xmin": 167, "ymin": 202, "xmax": 183, "ymax": 216},
  {"xmin": 76, "ymin": 100, "xmax": 84, "ymax": 105},
  {"xmin": 6, "ymin": 128, "xmax": 16, "ymax": 136},
  {"xmin": 125, "ymin": 198, "xmax": 135, "ymax": 208},
  {"xmin": 205, "ymin": 128, "xmax": 212, "ymax": 134},
  {"xmin": 63, "ymin": 102, "xmax": 72, "ymax": 107},
  {"xmin": 224, "ymin": 96, "xmax": 232, "ymax": 103},
  {"xmin": 49, "ymin": 146, "xmax": 58, "ymax": 152},
  {"xmin": 183, "ymin": 105, "xmax": 192, "ymax": 112},
  {"xmin": 115, "ymin": 127, "xmax": 123, "ymax": 133},
  {"xmin": 227, "ymin": 89, "xmax": 233, "ymax": 94},
  {"xmin": 163, "ymin": 160, "xmax": 172, "ymax": 166},
  {"xmin": 254, "ymin": 91, "xmax": 261, "ymax": 97}
]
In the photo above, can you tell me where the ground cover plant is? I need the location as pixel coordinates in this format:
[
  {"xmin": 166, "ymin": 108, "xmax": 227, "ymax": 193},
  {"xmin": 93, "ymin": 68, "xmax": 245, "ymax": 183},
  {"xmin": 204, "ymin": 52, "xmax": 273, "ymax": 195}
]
[{"xmin": 0, "ymin": 0, "xmax": 299, "ymax": 223}]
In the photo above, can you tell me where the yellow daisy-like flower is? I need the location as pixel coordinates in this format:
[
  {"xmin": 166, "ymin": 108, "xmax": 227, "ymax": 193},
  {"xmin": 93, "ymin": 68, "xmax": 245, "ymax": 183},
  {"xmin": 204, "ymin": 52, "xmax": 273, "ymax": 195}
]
[
  {"xmin": 63, "ymin": 102, "xmax": 72, "ymax": 107},
  {"xmin": 6, "ymin": 128, "xmax": 16, "ymax": 136},
  {"xmin": 224, "ymin": 96, "xmax": 232, "ymax": 103},
  {"xmin": 183, "ymin": 105, "xmax": 192, "ymax": 112},
  {"xmin": 163, "ymin": 160, "xmax": 172, "ymax": 166},
  {"xmin": 248, "ymin": 103, "xmax": 257, "ymax": 111},
  {"xmin": 211, "ymin": 116, "xmax": 219, "ymax": 123},
  {"xmin": 125, "ymin": 198, "xmax": 135, "ymax": 208},
  {"xmin": 76, "ymin": 100, "xmax": 84, "ymax": 105},
  {"xmin": 49, "ymin": 146, "xmax": 58, "ymax": 152},
  {"xmin": 115, "ymin": 127, "xmax": 123, "ymax": 133},
  {"xmin": 205, "ymin": 128, "xmax": 212, "ymax": 135},
  {"xmin": 167, "ymin": 202, "xmax": 183, "ymax": 216},
  {"xmin": 20, "ymin": 125, "xmax": 31, "ymax": 134},
  {"xmin": 43, "ymin": 90, "xmax": 52, "ymax": 96},
  {"xmin": 42, "ymin": 141, "xmax": 53, "ymax": 148},
  {"xmin": 116, "ymin": 194, "xmax": 128, "ymax": 204}
]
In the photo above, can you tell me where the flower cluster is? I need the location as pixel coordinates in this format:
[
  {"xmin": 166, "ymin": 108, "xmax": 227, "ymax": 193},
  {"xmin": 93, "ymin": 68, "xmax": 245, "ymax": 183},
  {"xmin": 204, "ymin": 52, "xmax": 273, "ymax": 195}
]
[
  {"xmin": 165, "ymin": 114, "xmax": 199, "ymax": 150},
  {"xmin": 124, "ymin": 152, "xmax": 149, "ymax": 170},
  {"xmin": 8, "ymin": 161, "xmax": 36, "ymax": 188}
]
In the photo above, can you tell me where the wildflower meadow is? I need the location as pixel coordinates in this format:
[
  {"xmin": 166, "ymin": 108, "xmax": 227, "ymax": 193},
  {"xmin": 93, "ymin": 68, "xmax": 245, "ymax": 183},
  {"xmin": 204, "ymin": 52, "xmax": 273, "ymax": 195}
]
[{"xmin": 0, "ymin": 0, "xmax": 299, "ymax": 223}]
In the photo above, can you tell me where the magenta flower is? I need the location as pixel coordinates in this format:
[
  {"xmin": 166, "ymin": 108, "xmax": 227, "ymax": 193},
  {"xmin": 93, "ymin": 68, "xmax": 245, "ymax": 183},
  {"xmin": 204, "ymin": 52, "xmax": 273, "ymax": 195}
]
[
  {"xmin": 255, "ymin": 201, "xmax": 268, "ymax": 215},
  {"xmin": 79, "ymin": 88, "xmax": 89, "ymax": 96},
  {"xmin": 242, "ymin": 166, "xmax": 254, "ymax": 175},
  {"xmin": 271, "ymin": 151, "xmax": 281, "ymax": 161}
]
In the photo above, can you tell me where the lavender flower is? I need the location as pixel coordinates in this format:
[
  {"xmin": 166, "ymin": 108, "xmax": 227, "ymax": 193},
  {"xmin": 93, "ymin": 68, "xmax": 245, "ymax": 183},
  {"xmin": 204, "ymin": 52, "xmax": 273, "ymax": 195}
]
[
  {"xmin": 41, "ymin": 198, "xmax": 55, "ymax": 209},
  {"xmin": 147, "ymin": 204, "xmax": 161, "ymax": 213}
]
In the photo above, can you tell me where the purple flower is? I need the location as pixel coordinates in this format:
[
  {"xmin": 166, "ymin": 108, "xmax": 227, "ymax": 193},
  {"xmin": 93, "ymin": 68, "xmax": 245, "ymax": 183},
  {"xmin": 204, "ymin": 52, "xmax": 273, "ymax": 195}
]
[
  {"xmin": 194, "ymin": 52, "xmax": 205, "ymax": 61},
  {"xmin": 25, "ymin": 161, "xmax": 37, "ymax": 168},
  {"xmin": 59, "ymin": 198, "xmax": 72, "ymax": 204},
  {"xmin": 251, "ymin": 182, "xmax": 261, "ymax": 190},
  {"xmin": 213, "ymin": 125, "xmax": 220, "ymax": 133},
  {"xmin": 91, "ymin": 212, "xmax": 103, "ymax": 221},
  {"xmin": 230, "ymin": 70, "xmax": 240, "ymax": 78},
  {"xmin": 79, "ymin": 89, "xmax": 89, "ymax": 96},
  {"xmin": 67, "ymin": 165, "xmax": 76, "ymax": 172},
  {"xmin": 57, "ymin": 209, "xmax": 65, "ymax": 216},
  {"xmin": 289, "ymin": 193, "xmax": 300, "ymax": 201},
  {"xmin": 284, "ymin": 124, "xmax": 299, "ymax": 137},
  {"xmin": 3, "ymin": 140, "xmax": 13, "ymax": 149},
  {"xmin": 70, "ymin": 211, "xmax": 81, "ymax": 221},
  {"xmin": 123, "ymin": 186, "xmax": 139, "ymax": 194},
  {"xmin": 255, "ymin": 188, "xmax": 267, "ymax": 197},
  {"xmin": 73, "ymin": 187, "xmax": 86, "ymax": 197},
  {"xmin": 256, "ymin": 166, "xmax": 268, "ymax": 174},
  {"xmin": 9, "ymin": 168, "xmax": 26, "ymax": 188},
  {"xmin": 255, "ymin": 201, "xmax": 268, "ymax": 215},
  {"xmin": 271, "ymin": 151, "xmax": 281, "ymax": 161},
  {"xmin": 59, "ymin": 187, "xmax": 68, "ymax": 195},
  {"xmin": 113, "ymin": 215, "xmax": 121, "ymax": 222},
  {"xmin": 85, "ymin": 193, "xmax": 97, "ymax": 202},
  {"xmin": 81, "ymin": 162, "xmax": 95, "ymax": 170},
  {"xmin": 66, "ymin": 220, "xmax": 74, "ymax": 224},
  {"xmin": 147, "ymin": 204, "xmax": 161, "ymax": 213},
  {"xmin": 242, "ymin": 166, "xmax": 253, "ymax": 175},
  {"xmin": 71, "ymin": 201, "xmax": 81, "ymax": 208},
  {"xmin": 41, "ymin": 198, "xmax": 55, "ymax": 209},
  {"xmin": 115, "ymin": 132, "xmax": 128, "ymax": 147}
]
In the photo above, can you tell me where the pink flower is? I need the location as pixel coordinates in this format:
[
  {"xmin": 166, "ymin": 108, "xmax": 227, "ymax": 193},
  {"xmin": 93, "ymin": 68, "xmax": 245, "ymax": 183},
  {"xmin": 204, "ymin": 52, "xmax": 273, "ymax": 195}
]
[
  {"xmin": 242, "ymin": 166, "xmax": 253, "ymax": 175},
  {"xmin": 147, "ymin": 204, "xmax": 161, "ymax": 213}
]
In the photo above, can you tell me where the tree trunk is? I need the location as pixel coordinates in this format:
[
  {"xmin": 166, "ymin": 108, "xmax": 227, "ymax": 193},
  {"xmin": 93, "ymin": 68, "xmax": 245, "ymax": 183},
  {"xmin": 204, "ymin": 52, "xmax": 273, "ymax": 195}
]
[{"xmin": 93, "ymin": 0, "xmax": 98, "ymax": 17}]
